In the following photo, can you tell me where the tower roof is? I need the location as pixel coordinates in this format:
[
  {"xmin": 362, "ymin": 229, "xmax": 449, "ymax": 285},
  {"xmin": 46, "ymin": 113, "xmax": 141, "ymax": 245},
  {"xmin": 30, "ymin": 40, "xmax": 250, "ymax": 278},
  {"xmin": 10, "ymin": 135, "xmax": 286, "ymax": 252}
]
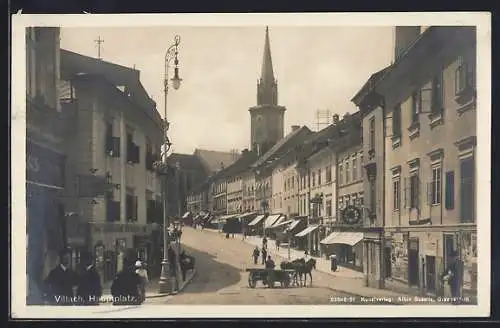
[{"xmin": 260, "ymin": 26, "xmax": 275, "ymax": 85}]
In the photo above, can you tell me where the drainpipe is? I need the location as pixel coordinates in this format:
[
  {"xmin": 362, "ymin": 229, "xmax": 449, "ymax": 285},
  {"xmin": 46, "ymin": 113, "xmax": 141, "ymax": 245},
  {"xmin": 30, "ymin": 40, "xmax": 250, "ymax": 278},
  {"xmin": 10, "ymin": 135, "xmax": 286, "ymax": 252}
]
[{"xmin": 380, "ymin": 97, "xmax": 387, "ymax": 289}]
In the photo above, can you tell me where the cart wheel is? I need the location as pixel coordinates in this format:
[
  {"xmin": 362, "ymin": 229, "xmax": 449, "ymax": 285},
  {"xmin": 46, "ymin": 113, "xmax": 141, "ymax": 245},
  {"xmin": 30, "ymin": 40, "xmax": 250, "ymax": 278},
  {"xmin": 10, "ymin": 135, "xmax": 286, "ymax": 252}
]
[{"xmin": 248, "ymin": 273, "xmax": 257, "ymax": 288}]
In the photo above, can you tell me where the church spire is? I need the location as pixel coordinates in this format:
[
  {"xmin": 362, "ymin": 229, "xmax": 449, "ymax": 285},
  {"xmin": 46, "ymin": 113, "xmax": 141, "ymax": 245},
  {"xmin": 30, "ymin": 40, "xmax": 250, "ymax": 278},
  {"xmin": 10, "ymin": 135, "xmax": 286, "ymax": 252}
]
[{"xmin": 260, "ymin": 26, "xmax": 275, "ymax": 86}]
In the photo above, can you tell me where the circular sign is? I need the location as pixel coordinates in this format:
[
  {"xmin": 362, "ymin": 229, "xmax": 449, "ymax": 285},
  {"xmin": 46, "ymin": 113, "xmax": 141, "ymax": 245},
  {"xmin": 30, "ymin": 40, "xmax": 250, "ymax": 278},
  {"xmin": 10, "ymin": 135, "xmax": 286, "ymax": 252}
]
[{"xmin": 342, "ymin": 205, "xmax": 362, "ymax": 225}]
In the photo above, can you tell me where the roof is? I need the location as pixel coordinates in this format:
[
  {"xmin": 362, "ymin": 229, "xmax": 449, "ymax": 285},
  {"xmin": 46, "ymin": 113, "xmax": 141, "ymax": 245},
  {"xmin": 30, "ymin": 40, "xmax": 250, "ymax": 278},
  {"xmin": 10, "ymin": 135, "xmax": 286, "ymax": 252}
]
[
  {"xmin": 252, "ymin": 125, "xmax": 313, "ymax": 169},
  {"xmin": 216, "ymin": 150, "xmax": 259, "ymax": 180},
  {"xmin": 351, "ymin": 65, "xmax": 392, "ymax": 106},
  {"xmin": 166, "ymin": 153, "xmax": 207, "ymax": 172},
  {"xmin": 193, "ymin": 148, "xmax": 240, "ymax": 174},
  {"xmin": 60, "ymin": 49, "xmax": 162, "ymax": 127}
]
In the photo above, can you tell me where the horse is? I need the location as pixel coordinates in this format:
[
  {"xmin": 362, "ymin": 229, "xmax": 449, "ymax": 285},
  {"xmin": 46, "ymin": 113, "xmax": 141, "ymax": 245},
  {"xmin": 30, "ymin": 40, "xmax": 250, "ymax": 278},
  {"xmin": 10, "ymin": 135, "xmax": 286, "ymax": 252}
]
[
  {"xmin": 280, "ymin": 258, "xmax": 305, "ymax": 286},
  {"xmin": 296, "ymin": 258, "xmax": 316, "ymax": 287}
]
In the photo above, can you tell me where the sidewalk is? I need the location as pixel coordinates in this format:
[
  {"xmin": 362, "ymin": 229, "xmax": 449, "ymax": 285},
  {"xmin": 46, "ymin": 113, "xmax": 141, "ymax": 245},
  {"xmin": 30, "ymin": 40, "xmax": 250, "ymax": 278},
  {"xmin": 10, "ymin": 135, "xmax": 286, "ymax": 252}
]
[
  {"xmin": 100, "ymin": 269, "xmax": 196, "ymax": 303},
  {"xmin": 202, "ymin": 228, "xmax": 416, "ymax": 300}
]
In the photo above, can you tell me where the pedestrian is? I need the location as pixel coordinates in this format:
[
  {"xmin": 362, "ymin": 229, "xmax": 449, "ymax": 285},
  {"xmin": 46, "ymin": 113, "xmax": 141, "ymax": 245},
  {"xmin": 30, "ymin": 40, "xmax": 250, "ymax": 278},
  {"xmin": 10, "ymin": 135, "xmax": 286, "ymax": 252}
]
[
  {"xmin": 111, "ymin": 252, "xmax": 142, "ymax": 305},
  {"xmin": 262, "ymin": 246, "xmax": 268, "ymax": 265},
  {"xmin": 75, "ymin": 251, "xmax": 102, "ymax": 306},
  {"xmin": 262, "ymin": 237, "xmax": 268, "ymax": 250},
  {"xmin": 304, "ymin": 249, "xmax": 309, "ymax": 258},
  {"xmin": 265, "ymin": 255, "xmax": 276, "ymax": 269},
  {"xmin": 252, "ymin": 246, "xmax": 260, "ymax": 265},
  {"xmin": 442, "ymin": 250, "xmax": 462, "ymax": 302},
  {"xmin": 275, "ymin": 239, "xmax": 280, "ymax": 250},
  {"xmin": 43, "ymin": 249, "xmax": 78, "ymax": 305},
  {"xmin": 135, "ymin": 260, "xmax": 149, "ymax": 303}
]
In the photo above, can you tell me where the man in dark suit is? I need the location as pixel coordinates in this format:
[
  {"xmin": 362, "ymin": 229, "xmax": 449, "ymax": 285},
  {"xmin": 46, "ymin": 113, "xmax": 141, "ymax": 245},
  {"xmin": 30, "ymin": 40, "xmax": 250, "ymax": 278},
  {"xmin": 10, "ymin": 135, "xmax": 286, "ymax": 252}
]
[
  {"xmin": 111, "ymin": 251, "xmax": 142, "ymax": 305},
  {"xmin": 43, "ymin": 249, "xmax": 78, "ymax": 305},
  {"xmin": 76, "ymin": 251, "xmax": 102, "ymax": 305},
  {"xmin": 443, "ymin": 250, "xmax": 462, "ymax": 301}
]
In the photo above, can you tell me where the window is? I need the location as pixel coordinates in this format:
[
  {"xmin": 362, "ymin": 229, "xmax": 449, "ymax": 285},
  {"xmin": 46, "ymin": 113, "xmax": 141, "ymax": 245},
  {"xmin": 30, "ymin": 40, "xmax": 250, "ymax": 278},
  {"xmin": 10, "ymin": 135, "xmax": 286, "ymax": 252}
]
[
  {"xmin": 411, "ymin": 91, "xmax": 420, "ymax": 124},
  {"xmin": 455, "ymin": 55, "xmax": 476, "ymax": 96},
  {"xmin": 291, "ymin": 177, "xmax": 294, "ymax": 189},
  {"xmin": 326, "ymin": 199, "xmax": 332, "ymax": 217},
  {"xmin": 345, "ymin": 161, "xmax": 350, "ymax": 184},
  {"xmin": 392, "ymin": 104, "xmax": 402, "ymax": 138},
  {"xmin": 369, "ymin": 118, "xmax": 375, "ymax": 151},
  {"xmin": 431, "ymin": 165, "xmax": 442, "ymax": 205},
  {"xmin": 445, "ymin": 171, "xmax": 455, "ymax": 210},
  {"xmin": 409, "ymin": 174, "xmax": 420, "ymax": 209},
  {"xmin": 460, "ymin": 156, "xmax": 475, "ymax": 223},
  {"xmin": 393, "ymin": 179, "xmax": 401, "ymax": 211},
  {"xmin": 318, "ymin": 169, "xmax": 322, "ymax": 185},
  {"xmin": 338, "ymin": 163, "xmax": 343, "ymax": 185},
  {"xmin": 312, "ymin": 172, "xmax": 316, "ymax": 187},
  {"xmin": 126, "ymin": 188, "xmax": 138, "ymax": 222},
  {"xmin": 326, "ymin": 165, "xmax": 332, "ymax": 183},
  {"xmin": 352, "ymin": 157, "xmax": 357, "ymax": 181},
  {"xmin": 431, "ymin": 71, "xmax": 444, "ymax": 114},
  {"xmin": 126, "ymin": 131, "xmax": 140, "ymax": 164},
  {"xmin": 369, "ymin": 180, "xmax": 376, "ymax": 215}
]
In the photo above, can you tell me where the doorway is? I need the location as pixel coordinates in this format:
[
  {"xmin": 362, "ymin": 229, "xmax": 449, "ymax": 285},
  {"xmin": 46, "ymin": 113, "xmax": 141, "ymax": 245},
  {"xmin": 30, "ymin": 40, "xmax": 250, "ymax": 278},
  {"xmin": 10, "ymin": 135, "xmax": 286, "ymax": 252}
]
[
  {"xmin": 384, "ymin": 246, "xmax": 392, "ymax": 278},
  {"xmin": 426, "ymin": 255, "xmax": 436, "ymax": 293},
  {"xmin": 408, "ymin": 238, "xmax": 420, "ymax": 286}
]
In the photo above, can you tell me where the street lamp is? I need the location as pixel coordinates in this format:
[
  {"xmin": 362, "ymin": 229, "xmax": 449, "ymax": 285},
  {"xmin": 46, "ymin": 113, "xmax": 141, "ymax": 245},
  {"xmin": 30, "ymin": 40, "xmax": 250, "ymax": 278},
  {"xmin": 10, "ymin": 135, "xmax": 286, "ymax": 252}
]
[{"xmin": 157, "ymin": 35, "xmax": 182, "ymax": 295}]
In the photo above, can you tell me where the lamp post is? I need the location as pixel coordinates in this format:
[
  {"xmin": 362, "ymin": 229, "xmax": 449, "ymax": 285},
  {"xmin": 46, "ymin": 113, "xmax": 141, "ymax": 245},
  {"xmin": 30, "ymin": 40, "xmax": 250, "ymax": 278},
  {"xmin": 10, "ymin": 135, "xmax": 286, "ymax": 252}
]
[{"xmin": 156, "ymin": 35, "xmax": 182, "ymax": 294}]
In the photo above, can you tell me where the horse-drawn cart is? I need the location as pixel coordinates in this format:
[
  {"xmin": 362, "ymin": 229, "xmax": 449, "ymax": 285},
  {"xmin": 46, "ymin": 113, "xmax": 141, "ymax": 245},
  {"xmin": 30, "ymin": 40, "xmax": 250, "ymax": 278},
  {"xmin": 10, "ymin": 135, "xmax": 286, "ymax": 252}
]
[{"xmin": 246, "ymin": 268, "xmax": 295, "ymax": 288}]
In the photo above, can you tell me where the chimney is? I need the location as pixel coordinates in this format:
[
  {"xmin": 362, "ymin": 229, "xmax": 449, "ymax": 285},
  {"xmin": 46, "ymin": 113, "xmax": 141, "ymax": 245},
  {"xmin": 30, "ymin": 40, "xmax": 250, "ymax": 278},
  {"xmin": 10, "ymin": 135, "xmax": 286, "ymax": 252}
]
[
  {"xmin": 291, "ymin": 125, "xmax": 300, "ymax": 132},
  {"xmin": 394, "ymin": 26, "xmax": 421, "ymax": 62},
  {"xmin": 332, "ymin": 114, "xmax": 339, "ymax": 125},
  {"xmin": 343, "ymin": 112, "xmax": 350, "ymax": 120}
]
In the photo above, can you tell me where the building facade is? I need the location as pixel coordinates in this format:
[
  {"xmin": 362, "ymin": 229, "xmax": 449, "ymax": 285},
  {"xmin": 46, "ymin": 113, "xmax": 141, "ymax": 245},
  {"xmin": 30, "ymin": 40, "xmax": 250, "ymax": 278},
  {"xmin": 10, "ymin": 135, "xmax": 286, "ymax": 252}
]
[
  {"xmin": 241, "ymin": 171, "xmax": 256, "ymax": 212},
  {"xmin": 60, "ymin": 49, "xmax": 164, "ymax": 283},
  {"xmin": 26, "ymin": 27, "xmax": 77, "ymax": 304},
  {"xmin": 354, "ymin": 26, "xmax": 477, "ymax": 296}
]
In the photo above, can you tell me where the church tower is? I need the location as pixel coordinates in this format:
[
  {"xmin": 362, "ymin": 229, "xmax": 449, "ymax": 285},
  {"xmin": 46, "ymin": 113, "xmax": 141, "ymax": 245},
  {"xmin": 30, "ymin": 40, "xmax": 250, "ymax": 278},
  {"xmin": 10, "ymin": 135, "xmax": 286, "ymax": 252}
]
[{"xmin": 249, "ymin": 26, "xmax": 286, "ymax": 156}]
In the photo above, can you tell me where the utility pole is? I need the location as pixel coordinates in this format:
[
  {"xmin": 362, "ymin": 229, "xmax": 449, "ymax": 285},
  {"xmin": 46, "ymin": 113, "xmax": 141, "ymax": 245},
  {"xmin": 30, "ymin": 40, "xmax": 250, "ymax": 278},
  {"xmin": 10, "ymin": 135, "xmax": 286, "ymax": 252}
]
[{"xmin": 95, "ymin": 36, "xmax": 104, "ymax": 60}]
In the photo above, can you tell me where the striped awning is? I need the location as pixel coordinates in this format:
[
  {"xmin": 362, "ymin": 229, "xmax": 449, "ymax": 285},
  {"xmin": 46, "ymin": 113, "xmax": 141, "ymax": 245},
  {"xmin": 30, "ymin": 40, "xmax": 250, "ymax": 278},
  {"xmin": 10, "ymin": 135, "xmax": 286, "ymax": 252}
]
[
  {"xmin": 239, "ymin": 212, "xmax": 256, "ymax": 219},
  {"xmin": 320, "ymin": 232, "xmax": 364, "ymax": 246},
  {"xmin": 267, "ymin": 219, "xmax": 294, "ymax": 230},
  {"xmin": 264, "ymin": 214, "xmax": 283, "ymax": 229},
  {"xmin": 295, "ymin": 225, "xmax": 320, "ymax": 238},
  {"xmin": 248, "ymin": 214, "xmax": 266, "ymax": 226},
  {"xmin": 288, "ymin": 217, "xmax": 306, "ymax": 231},
  {"xmin": 182, "ymin": 211, "xmax": 191, "ymax": 219}
]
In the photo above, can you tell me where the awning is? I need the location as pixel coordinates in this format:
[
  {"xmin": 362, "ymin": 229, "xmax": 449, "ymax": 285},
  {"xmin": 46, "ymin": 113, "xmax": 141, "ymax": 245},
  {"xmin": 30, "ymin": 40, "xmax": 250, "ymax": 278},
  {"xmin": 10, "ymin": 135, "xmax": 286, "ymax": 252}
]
[
  {"xmin": 239, "ymin": 212, "xmax": 256, "ymax": 219},
  {"xmin": 295, "ymin": 225, "xmax": 320, "ymax": 238},
  {"xmin": 288, "ymin": 217, "xmax": 306, "ymax": 231},
  {"xmin": 264, "ymin": 214, "xmax": 283, "ymax": 229},
  {"xmin": 320, "ymin": 232, "xmax": 364, "ymax": 246},
  {"xmin": 248, "ymin": 214, "xmax": 266, "ymax": 226},
  {"xmin": 267, "ymin": 219, "xmax": 294, "ymax": 230},
  {"xmin": 182, "ymin": 211, "xmax": 191, "ymax": 219}
]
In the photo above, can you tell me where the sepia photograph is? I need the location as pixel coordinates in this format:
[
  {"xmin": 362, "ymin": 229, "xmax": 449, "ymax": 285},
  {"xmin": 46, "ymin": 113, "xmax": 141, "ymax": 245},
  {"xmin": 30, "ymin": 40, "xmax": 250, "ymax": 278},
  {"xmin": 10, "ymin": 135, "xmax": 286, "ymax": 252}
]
[{"xmin": 10, "ymin": 12, "xmax": 490, "ymax": 318}]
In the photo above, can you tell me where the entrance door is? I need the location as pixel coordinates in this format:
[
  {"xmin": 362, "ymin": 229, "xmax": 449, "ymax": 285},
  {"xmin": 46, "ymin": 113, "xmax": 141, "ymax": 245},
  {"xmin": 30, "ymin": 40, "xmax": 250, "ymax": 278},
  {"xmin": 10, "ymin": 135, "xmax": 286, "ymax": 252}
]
[
  {"xmin": 384, "ymin": 247, "xmax": 392, "ymax": 278},
  {"xmin": 426, "ymin": 255, "xmax": 436, "ymax": 293},
  {"xmin": 408, "ymin": 238, "xmax": 420, "ymax": 286}
]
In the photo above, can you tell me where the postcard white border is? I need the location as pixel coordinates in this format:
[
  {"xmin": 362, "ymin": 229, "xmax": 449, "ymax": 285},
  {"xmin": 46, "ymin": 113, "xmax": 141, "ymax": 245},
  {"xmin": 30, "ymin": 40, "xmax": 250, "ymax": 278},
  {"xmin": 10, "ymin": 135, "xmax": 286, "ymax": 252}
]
[{"xmin": 11, "ymin": 12, "xmax": 491, "ymax": 319}]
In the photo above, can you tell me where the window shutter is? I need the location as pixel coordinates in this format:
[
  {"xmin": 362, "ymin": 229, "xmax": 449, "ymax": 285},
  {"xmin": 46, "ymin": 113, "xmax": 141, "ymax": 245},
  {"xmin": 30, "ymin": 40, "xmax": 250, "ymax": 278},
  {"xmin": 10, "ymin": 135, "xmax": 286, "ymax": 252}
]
[
  {"xmin": 417, "ymin": 177, "xmax": 421, "ymax": 210},
  {"xmin": 445, "ymin": 171, "xmax": 455, "ymax": 210},
  {"xmin": 427, "ymin": 181, "xmax": 432, "ymax": 205},
  {"xmin": 112, "ymin": 137, "xmax": 120, "ymax": 157},
  {"xmin": 404, "ymin": 177, "xmax": 410, "ymax": 208},
  {"xmin": 420, "ymin": 87, "xmax": 432, "ymax": 113}
]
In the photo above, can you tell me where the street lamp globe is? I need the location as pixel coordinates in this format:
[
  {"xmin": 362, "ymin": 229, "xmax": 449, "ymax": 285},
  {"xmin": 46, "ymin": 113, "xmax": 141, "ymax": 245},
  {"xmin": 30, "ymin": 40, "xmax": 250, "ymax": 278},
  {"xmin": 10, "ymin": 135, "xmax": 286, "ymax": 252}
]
[{"xmin": 171, "ymin": 67, "xmax": 182, "ymax": 90}]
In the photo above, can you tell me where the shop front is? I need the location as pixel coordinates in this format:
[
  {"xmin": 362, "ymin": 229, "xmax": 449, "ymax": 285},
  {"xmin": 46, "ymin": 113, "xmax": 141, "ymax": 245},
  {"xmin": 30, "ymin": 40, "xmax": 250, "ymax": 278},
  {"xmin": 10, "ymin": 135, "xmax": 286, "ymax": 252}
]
[
  {"xmin": 89, "ymin": 222, "xmax": 154, "ymax": 283},
  {"xmin": 26, "ymin": 141, "xmax": 66, "ymax": 305},
  {"xmin": 320, "ymin": 231, "xmax": 364, "ymax": 271}
]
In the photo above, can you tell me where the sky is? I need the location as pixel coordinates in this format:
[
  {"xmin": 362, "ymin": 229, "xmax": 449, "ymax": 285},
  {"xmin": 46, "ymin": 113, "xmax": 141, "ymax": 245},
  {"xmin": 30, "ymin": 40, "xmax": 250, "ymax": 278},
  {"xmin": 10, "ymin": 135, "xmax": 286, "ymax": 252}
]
[{"xmin": 60, "ymin": 26, "xmax": 394, "ymax": 154}]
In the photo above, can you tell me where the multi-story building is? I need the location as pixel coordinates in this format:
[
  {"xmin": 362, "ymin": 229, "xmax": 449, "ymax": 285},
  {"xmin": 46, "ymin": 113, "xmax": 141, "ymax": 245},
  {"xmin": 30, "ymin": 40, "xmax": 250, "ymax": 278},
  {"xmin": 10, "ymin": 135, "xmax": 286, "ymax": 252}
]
[
  {"xmin": 224, "ymin": 150, "xmax": 258, "ymax": 215},
  {"xmin": 26, "ymin": 27, "xmax": 78, "ymax": 304},
  {"xmin": 241, "ymin": 170, "xmax": 256, "ymax": 212},
  {"xmin": 355, "ymin": 26, "xmax": 477, "ymax": 297},
  {"xmin": 60, "ymin": 49, "xmax": 164, "ymax": 283},
  {"xmin": 351, "ymin": 65, "xmax": 392, "ymax": 288}
]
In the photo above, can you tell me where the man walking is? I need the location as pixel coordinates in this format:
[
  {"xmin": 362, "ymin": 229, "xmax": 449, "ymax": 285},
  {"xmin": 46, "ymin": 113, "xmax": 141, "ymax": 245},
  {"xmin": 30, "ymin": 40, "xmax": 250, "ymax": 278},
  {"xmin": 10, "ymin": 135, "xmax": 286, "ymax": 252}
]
[
  {"xmin": 135, "ymin": 260, "xmax": 149, "ymax": 303},
  {"xmin": 261, "ymin": 246, "xmax": 268, "ymax": 265},
  {"xmin": 252, "ymin": 246, "xmax": 260, "ymax": 265},
  {"xmin": 443, "ymin": 250, "xmax": 462, "ymax": 303},
  {"xmin": 43, "ymin": 249, "xmax": 78, "ymax": 305},
  {"xmin": 111, "ymin": 250, "xmax": 142, "ymax": 305},
  {"xmin": 76, "ymin": 251, "xmax": 102, "ymax": 305}
]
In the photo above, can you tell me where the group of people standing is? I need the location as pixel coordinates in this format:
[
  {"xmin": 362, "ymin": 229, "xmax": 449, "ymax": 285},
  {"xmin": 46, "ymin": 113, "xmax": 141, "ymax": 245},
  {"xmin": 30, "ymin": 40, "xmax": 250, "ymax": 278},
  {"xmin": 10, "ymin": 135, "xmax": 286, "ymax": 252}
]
[
  {"xmin": 42, "ymin": 248, "xmax": 150, "ymax": 306},
  {"xmin": 251, "ymin": 237, "xmax": 275, "ymax": 269}
]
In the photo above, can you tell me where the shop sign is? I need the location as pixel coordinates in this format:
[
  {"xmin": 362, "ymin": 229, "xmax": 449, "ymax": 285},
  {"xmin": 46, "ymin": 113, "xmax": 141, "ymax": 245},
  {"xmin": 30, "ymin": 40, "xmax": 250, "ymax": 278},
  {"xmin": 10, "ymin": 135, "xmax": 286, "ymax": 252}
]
[
  {"xmin": 92, "ymin": 223, "xmax": 149, "ymax": 234},
  {"xmin": 26, "ymin": 141, "xmax": 65, "ymax": 188}
]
